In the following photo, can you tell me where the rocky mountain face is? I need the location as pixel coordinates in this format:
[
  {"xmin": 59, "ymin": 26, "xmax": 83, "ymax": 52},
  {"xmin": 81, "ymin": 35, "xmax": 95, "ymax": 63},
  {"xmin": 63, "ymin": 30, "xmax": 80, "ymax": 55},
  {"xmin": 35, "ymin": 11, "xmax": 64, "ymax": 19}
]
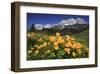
[{"xmin": 30, "ymin": 18, "xmax": 89, "ymax": 34}]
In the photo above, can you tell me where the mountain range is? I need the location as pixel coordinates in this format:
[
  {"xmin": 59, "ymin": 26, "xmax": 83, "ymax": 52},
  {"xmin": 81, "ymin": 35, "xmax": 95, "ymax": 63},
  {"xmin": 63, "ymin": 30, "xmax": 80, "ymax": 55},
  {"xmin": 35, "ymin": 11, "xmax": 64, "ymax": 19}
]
[{"xmin": 30, "ymin": 17, "xmax": 89, "ymax": 34}]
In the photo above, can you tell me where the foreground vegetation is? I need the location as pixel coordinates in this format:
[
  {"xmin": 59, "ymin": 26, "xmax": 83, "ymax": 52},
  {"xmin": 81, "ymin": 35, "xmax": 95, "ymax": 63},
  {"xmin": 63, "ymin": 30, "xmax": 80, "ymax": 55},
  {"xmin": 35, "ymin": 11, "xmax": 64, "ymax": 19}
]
[{"xmin": 27, "ymin": 29, "xmax": 89, "ymax": 60}]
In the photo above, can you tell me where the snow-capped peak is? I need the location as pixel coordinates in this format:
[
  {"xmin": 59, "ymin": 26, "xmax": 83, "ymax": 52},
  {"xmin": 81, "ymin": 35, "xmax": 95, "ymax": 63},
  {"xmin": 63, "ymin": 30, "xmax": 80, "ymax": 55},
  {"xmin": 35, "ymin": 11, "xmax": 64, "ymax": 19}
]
[
  {"xmin": 76, "ymin": 18, "xmax": 87, "ymax": 24},
  {"xmin": 59, "ymin": 18, "xmax": 76, "ymax": 25}
]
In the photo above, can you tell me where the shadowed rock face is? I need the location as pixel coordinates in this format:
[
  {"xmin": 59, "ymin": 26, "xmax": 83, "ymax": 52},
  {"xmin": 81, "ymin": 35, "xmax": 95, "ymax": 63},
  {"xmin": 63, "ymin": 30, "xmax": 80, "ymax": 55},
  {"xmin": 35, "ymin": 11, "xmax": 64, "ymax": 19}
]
[{"xmin": 30, "ymin": 18, "xmax": 89, "ymax": 34}]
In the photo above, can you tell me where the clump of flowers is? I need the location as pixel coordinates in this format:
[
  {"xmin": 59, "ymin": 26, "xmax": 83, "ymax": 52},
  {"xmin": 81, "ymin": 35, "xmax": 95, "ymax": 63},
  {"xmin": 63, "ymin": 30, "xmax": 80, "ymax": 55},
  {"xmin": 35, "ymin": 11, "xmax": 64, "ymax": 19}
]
[{"xmin": 27, "ymin": 32, "xmax": 89, "ymax": 60}]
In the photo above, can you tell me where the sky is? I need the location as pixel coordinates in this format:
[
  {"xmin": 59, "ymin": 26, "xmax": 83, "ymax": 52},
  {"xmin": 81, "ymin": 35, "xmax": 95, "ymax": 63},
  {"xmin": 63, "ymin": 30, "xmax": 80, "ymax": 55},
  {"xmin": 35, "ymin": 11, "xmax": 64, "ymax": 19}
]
[{"xmin": 27, "ymin": 13, "xmax": 89, "ymax": 29}]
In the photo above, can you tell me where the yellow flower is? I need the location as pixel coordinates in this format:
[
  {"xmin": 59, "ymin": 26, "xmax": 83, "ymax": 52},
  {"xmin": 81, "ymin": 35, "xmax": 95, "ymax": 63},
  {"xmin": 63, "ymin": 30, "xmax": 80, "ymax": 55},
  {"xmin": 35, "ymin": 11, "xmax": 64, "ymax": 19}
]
[
  {"xmin": 49, "ymin": 36, "xmax": 56, "ymax": 42},
  {"xmin": 64, "ymin": 48, "xmax": 71, "ymax": 54},
  {"xmin": 85, "ymin": 47, "xmax": 89, "ymax": 54},
  {"xmin": 72, "ymin": 52, "xmax": 76, "ymax": 57},
  {"xmin": 34, "ymin": 45, "xmax": 38, "ymax": 48},
  {"xmin": 45, "ymin": 50, "xmax": 51, "ymax": 53},
  {"xmin": 74, "ymin": 42, "xmax": 82, "ymax": 49},
  {"xmin": 28, "ymin": 50, "xmax": 32, "ymax": 54},
  {"xmin": 54, "ymin": 42, "xmax": 58, "ymax": 46},
  {"xmin": 65, "ymin": 42, "xmax": 72, "ymax": 47},
  {"xmin": 39, "ymin": 45, "xmax": 44, "ymax": 48},
  {"xmin": 70, "ymin": 37, "xmax": 75, "ymax": 41},
  {"xmin": 77, "ymin": 49, "xmax": 81, "ymax": 54},
  {"xmin": 56, "ymin": 32, "xmax": 61, "ymax": 36},
  {"xmin": 27, "ymin": 32, "xmax": 35, "ymax": 38},
  {"xmin": 66, "ymin": 35, "xmax": 75, "ymax": 41},
  {"xmin": 27, "ymin": 33, "xmax": 31, "ymax": 38},
  {"xmin": 57, "ymin": 36, "xmax": 64, "ymax": 44},
  {"xmin": 38, "ymin": 38, "xmax": 43, "ymax": 42},
  {"xmin": 35, "ymin": 50, "xmax": 39, "ymax": 54},
  {"xmin": 42, "ymin": 42, "xmax": 47, "ymax": 47},
  {"xmin": 85, "ymin": 48, "xmax": 89, "ymax": 51},
  {"xmin": 66, "ymin": 35, "xmax": 71, "ymax": 41},
  {"xmin": 31, "ymin": 47, "xmax": 34, "ymax": 50},
  {"xmin": 54, "ymin": 42, "xmax": 59, "ymax": 50},
  {"xmin": 54, "ymin": 46, "xmax": 59, "ymax": 50},
  {"xmin": 37, "ymin": 46, "xmax": 41, "ymax": 49},
  {"xmin": 35, "ymin": 45, "xmax": 42, "ymax": 49}
]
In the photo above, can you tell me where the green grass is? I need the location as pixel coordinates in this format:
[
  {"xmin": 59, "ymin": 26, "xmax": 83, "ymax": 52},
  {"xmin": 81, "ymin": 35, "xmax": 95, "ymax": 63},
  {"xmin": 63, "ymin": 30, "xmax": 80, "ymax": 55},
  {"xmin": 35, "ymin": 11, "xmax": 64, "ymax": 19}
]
[{"xmin": 71, "ymin": 29, "xmax": 89, "ymax": 47}]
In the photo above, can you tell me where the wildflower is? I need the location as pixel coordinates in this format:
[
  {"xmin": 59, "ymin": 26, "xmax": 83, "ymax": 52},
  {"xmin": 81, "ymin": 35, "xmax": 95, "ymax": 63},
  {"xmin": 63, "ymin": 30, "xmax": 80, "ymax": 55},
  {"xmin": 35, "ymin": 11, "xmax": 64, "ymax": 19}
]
[
  {"xmin": 42, "ymin": 42, "xmax": 47, "ymax": 47},
  {"xmin": 38, "ymin": 38, "xmax": 43, "ymax": 42},
  {"xmin": 28, "ymin": 50, "xmax": 32, "ymax": 54},
  {"xmin": 72, "ymin": 52, "xmax": 76, "ymax": 57},
  {"xmin": 35, "ymin": 45, "xmax": 44, "ymax": 49},
  {"xmin": 77, "ymin": 49, "xmax": 81, "ymax": 54},
  {"xmin": 65, "ymin": 42, "xmax": 72, "ymax": 47},
  {"xmin": 66, "ymin": 35, "xmax": 71, "ymax": 41},
  {"xmin": 27, "ymin": 32, "xmax": 35, "ymax": 38},
  {"xmin": 54, "ymin": 42, "xmax": 59, "ymax": 50},
  {"xmin": 49, "ymin": 36, "xmax": 56, "ymax": 42},
  {"xmin": 85, "ymin": 48, "xmax": 89, "ymax": 54},
  {"xmin": 39, "ymin": 45, "xmax": 44, "ymax": 48},
  {"xmin": 31, "ymin": 47, "xmax": 34, "ymax": 50},
  {"xmin": 57, "ymin": 36, "xmax": 64, "ymax": 44},
  {"xmin": 34, "ymin": 45, "xmax": 38, "ymax": 48},
  {"xmin": 54, "ymin": 42, "xmax": 58, "ymax": 46},
  {"xmin": 54, "ymin": 46, "xmax": 59, "ymax": 50},
  {"xmin": 72, "ymin": 43, "xmax": 76, "ymax": 49},
  {"xmin": 37, "ymin": 46, "xmax": 41, "ymax": 49},
  {"xmin": 70, "ymin": 37, "xmax": 75, "ymax": 41},
  {"xmin": 85, "ymin": 48, "xmax": 89, "ymax": 51},
  {"xmin": 27, "ymin": 33, "xmax": 31, "ymax": 38},
  {"xmin": 75, "ymin": 43, "xmax": 82, "ymax": 49},
  {"xmin": 35, "ymin": 50, "xmax": 39, "ymax": 54},
  {"xmin": 56, "ymin": 32, "xmax": 61, "ymax": 36},
  {"xmin": 45, "ymin": 50, "xmax": 51, "ymax": 54},
  {"xmin": 66, "ymin": 35, "xmax": 75, "ymax": 41},
  {"xmin": 64, "ymin": 48, "xmax": 71, "ymax": 54}
]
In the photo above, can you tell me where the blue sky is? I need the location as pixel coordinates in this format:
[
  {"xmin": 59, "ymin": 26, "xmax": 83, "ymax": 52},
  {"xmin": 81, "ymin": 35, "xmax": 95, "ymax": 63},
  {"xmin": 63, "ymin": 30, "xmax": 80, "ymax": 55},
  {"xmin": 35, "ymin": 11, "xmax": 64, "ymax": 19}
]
[{"xmin": 27, "ymin": 13, "xmax": 89, "ymax": 29}]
